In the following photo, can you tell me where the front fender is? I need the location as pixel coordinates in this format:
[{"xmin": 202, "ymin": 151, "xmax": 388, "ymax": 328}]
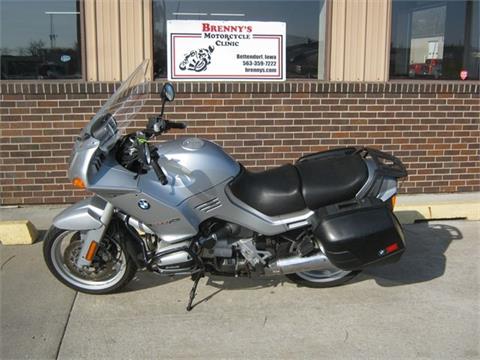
[{"xmin": 53, "ymin": 196, "xmax": 110, "ymax": 230}]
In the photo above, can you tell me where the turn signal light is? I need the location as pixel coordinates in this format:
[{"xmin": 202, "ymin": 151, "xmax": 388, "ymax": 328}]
[
  {"xmin": 390, "ymin": 195, "xmax": 397, "ymax": 209},
  {"xmin": 85, "ymin": 241, "xmax": 98, "ymax": 261},
  {"xmin": 72, "ymin": 177, "xmax": 86, "ymax": 189}
]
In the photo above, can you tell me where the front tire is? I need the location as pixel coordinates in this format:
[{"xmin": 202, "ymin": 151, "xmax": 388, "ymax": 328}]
[{"xmin": 43, "ymin": 226, "xmax": 137, "ymax": 294}]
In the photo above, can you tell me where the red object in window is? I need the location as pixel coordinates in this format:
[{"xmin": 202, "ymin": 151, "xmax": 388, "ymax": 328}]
[
  {"xmin": 460, "ymin": 70, "xmax": 468, "ymax": 80},
  {"xmin": 385, "ymin": 243, "xmax": 399, "ymax": 254},
  {"xmin": 408, "ymin": 59, "xmax": 442, "ymax": 79}
]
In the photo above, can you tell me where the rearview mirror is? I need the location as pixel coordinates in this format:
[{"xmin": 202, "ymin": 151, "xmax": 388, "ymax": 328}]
[{"xmin": 161, "ymin": 83, "xmax": 175, "ymax": 102}]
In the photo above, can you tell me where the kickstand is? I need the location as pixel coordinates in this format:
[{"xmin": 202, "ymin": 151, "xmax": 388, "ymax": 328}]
[{"xmin": 186, "ymin": 271, "xmax": 204, "ymax": 312}]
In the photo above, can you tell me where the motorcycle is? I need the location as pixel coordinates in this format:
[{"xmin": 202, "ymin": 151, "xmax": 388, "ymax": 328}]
[
  {"xmin": 179, "ymin": 45, "xmax": 214, "ymax": 72},
  {"xmin": 43, "ymin": 60, "xmax": 408, "ymax": 310}
]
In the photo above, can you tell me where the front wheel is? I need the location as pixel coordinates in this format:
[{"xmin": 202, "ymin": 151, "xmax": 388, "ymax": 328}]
[{"xmin": 43, "ymin": 226, "xmax": 137, "ymax": 294}]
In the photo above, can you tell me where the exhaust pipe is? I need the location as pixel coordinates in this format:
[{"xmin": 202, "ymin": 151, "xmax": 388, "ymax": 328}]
[{"xmin": 265, "ymin": 252, "xmax": 334, "ymax": 275}]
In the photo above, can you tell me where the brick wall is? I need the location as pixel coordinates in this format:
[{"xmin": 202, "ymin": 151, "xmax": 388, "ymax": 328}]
[{"xmin": 1, "ymin": 81, "xmax": 479, "ymax": 205}]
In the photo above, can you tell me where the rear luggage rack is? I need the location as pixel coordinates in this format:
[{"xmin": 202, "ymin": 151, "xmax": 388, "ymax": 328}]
[
  {"xmin": 296, "ymin": 147, "xmax": 357, "ymax": 163},
  {"xmin": 356, "ymin": 147, "xmax": 408, "ymax": 179},
  {"xmin": 297, "ymin": 146, "xmax": 407, "ymax": 179}
]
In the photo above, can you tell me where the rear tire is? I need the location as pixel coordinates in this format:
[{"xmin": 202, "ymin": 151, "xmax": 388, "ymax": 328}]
[
  {"xmin": 283, "ymin": 237, "xmax": 360, "ymax": 288},
  {"xmin": 43, "ymin": 226, "xmax": 137, "ymax": 294},
  {"xmin": 286, "ymin": 270, "xmax": 360, "ymax": 288}
]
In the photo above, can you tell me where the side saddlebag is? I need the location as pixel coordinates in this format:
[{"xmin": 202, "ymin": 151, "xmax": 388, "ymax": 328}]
[{"xmin": 312, "ymin": 198, "xmax": 406, "ymax": 271}]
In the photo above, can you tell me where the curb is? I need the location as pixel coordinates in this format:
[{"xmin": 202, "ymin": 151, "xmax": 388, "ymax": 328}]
[
  {"xmin": 394, "ymin": 192, "xmax": 480, "ymax": 224},
  {"xmin": 0, "ymin": 220, "xmax": 38, "ymax": 245}
]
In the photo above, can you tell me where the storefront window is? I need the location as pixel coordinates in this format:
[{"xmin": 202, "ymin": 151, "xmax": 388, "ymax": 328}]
[
  {"xmin": 0, "ymin": 0, "xmax": 82, "ymax": 80},
  {"xmin": 153, "ymin": 0, "xmax": 327, "ymax": 79},
  {"xmin": 390, "ymin": 0, "xmax": 479, "ymax": 80}
]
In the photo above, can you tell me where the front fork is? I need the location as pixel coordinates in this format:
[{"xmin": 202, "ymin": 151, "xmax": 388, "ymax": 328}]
[{"xmin": 75, "ymin": 202, "xmax": 115, "ymax": 267}]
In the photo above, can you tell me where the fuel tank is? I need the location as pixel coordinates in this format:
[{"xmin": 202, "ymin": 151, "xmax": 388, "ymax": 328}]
[
  {"xmin": 138, "ymin": 137, "xmax": 240, "ymax": 207},
  {"xmin": 109, "ymin": 137, "xmax": 240, "ymax": 242}
]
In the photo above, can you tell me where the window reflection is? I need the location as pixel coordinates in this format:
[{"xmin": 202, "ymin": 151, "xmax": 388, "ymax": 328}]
[
  {"xmin": 390, "ymin": 0, "xmax": 479, "ymax": 80},
  {"xmin": 153, "ymin": 0, "xmax": 326, "ymax": 79},
  {"xmin": 0, "ymin": 0, "xmax": 82, "ymax": 80}
]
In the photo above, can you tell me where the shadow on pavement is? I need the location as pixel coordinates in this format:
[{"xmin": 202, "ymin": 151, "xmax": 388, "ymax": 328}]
[
  {"xmin": 36, "ymin": 230, "xmax": 47, "ymax": 243},
  {"xmin": 122, "ymin": 269, "xmax": 286, "ymax": 293},
  {"xmin": 118, "ymin": 220, "xmax": 463, "ymax": 296},
  {"xmin": 360, "ymin": 221, "xmax": 463, "ymax": 286},
  {"xmin": 123, "ymin": 272, "xmax": 185, "ymax": 292}
]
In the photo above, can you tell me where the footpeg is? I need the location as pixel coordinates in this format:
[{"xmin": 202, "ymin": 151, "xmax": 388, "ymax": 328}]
[
  {"xmin": 234, "ymin": 238, "xmax": 271, "ymax": 267},
  {"xmin": 297, "ymin": 235, "xmax": 315, "ymax": 256}
]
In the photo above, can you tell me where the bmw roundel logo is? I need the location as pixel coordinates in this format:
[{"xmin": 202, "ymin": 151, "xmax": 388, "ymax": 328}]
[{"xmin": 138, "ymin": 199, "xmax": 150, "ymax": 210}]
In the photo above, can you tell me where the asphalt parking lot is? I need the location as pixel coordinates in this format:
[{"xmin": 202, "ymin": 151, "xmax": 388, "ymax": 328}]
[{"xmin": 1, "ymin": 209, "xmax": 479, "ymax": 359}]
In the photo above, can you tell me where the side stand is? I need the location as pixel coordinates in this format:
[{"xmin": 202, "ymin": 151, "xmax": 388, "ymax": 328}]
[{"xmin": 186, "ymin": 271, "xmax": 204, "ymax": 312}]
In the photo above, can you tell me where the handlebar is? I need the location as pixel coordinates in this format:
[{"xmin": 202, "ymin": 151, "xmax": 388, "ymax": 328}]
[
  {"xmin": 151, "ymin": 156, "xmax": 168, "ymax": 185},
  {"xmin": 147, "ymin": 117, "xmax": 187, "ymax": 137},
  {"xmin": 120, "ymin": 117, "xmax": 186, "ymax": 185},
  {"xmin": 167, "ymin": 120, "xmax": 187, "ymax": 130}
]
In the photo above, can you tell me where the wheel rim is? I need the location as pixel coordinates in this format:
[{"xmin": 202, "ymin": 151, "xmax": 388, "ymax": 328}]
[
  {"xmin": 289, "ymin": 237, "xmax": 352, "ymax": 283},
  {"xmin": 50, "ymin": 230, "xmax": 127, "ymax": 291},
  {"xmin": 295, "ymin": 268, "xmax": 352, "ymax": 283}
]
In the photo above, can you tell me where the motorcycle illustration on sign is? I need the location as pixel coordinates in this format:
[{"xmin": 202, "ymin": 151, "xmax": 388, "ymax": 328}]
[{"xmin": 179, "ymin": 45, "xmax": 214, "ymax": 72}]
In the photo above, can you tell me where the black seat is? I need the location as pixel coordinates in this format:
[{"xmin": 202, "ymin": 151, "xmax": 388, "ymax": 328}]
[
  {"xmin": 229, "ymin": 152, "xmax": 369, "ymax": 217},
  {"xmin": 295, "ymin": 153, "xmax": 369, "ymax": 210},
  {"xmin": 229, "ymin": 164, "xmax": 306, "ymax": 217}
]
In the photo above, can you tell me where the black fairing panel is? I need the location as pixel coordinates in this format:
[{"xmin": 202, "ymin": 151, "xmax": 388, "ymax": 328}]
[
  {"xmin": 229, "ymin": 165, "xmax": 306, "ymax": 217},
  {"xmin": 313, "ymin": 199, "xmax": 405, "ymax": 270},
  {"xmin": 295, "ymin": 153, "xmax": 368, "ymax": 210}
]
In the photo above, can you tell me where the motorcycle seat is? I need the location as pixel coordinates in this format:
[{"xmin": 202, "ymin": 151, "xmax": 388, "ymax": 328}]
[
  {"xmin": 295, "ymin": 153, "xmax": 369, "ymax": 210},
  {"xmin": 229, "ymin": 152, "xmax": 369, "ymax": 217},
  {"xmin": 229, "ymin": 164, "xmax": 306, "ymax": 217}
]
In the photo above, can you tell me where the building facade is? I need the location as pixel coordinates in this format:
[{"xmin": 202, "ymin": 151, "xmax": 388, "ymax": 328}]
[{"xmin": 1, "ymin": 0, "xmax": 479, "ymax": 205}]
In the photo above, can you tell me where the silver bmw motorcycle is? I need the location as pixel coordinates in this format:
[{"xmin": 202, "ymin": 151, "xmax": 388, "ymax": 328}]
[{"xmin": 44, "ymin": 61, "xmax": 408, "ymax": 310}]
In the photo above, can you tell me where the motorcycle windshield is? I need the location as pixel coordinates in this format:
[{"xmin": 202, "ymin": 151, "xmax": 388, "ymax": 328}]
[{"xmin": 82, "ymin": 60, "xmax": 150, "ymax": 149}]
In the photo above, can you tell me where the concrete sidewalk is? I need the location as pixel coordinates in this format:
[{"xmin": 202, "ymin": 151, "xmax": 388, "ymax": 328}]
[{"xmin": 1, "ymin": 219, "xmax": 479, "ymax": 359}]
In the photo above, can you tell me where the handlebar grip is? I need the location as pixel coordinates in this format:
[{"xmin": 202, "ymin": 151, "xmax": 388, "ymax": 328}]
[
  {"xmin": 151, "ymin": 159, "xmax": 168, "ymax": 185},
  {"xmin": 167, "ymin": 121, "xmax": 187, "ymax": 129}
]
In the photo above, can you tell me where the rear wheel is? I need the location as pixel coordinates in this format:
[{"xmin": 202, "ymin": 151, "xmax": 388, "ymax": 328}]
[
  {"xmin": 286, "ymin": 269, "xmax": 359, "ymax": 288},
  {"xmin": 284, "ymin": 238, "xmax": 359, "ymax": 288},
  {"xmin": 43, "ymin": 226, "xmax": 137, "ymax": 294}
]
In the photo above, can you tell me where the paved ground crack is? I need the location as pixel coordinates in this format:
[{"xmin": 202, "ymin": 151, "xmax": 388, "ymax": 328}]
[
  {"xmin": 55, "ymin": 291, "xmax": 78, "ymax": 360},
  {"xmin": 0, "ymin": 255, "xmax": 15, "ymax": 271}
]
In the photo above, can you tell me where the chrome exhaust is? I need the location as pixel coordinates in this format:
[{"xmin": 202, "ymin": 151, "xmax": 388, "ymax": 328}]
[{"xmin": 265, "ymin": 252, "xmax": 334, "ymax": 275}]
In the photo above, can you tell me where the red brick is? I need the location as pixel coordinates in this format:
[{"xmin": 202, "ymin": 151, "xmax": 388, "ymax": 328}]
[{"xmin": 1, "ymin": 82, "xmax": 479, "ymax": 204}]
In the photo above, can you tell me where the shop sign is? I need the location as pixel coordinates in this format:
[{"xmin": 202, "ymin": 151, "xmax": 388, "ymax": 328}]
[{"xmin": 167, "ymin": 20, "xmax": 286, "ymax": 81}]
